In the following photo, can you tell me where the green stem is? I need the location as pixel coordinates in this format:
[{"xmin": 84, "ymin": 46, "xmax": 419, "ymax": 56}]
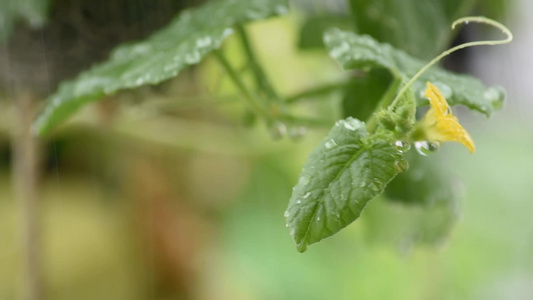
[
  {"xmin": 366, "ymin": 78, "xmax": 402, "ymax": 133},
  {"xmin": 213, "ymin": 50, "xmax": 271, "ymax": 119},
  {"xmin": 236, "ymin": 24, "xmax": 281, "ymax": 102},
  {"xmin": 285, "ymin": 81, "xmax": 350, "ymax": 104},
  {"xmin": 390, "ymin": 16, "xmax": 513, "ymax": 109},
  {"xmin": 279, "ymin": 114, "xmax": 333, "ymax": 128}
]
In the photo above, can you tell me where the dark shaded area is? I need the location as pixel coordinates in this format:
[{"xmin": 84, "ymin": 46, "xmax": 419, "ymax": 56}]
[{"xmin": 0, "ymin": 0, "xmax": 203, "ymax": 96}]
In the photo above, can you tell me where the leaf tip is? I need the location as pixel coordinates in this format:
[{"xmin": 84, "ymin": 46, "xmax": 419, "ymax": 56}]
[{"xmin": 296, "ymin": 241, "xmax": 308, "ymax": 253}]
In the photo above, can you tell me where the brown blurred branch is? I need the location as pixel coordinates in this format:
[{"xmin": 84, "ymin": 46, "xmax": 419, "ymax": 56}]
[{"xmin": 12, "ymin": 92, "xmax": 42, "ymax": 300}]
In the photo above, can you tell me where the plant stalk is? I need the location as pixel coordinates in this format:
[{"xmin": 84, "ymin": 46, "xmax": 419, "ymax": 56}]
[
  {"xmin": 213, "ymin": 49, "xmax": 271, "ymax": 120},
  {"xmin": 13, "ymin": 92, "xmax": 42, "ymax": 300}
]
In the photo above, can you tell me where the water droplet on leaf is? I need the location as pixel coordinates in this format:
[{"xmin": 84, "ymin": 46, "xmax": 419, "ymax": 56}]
[
  {"xmin": 196, "ymin": 36, "xmax": 212, "ymax": 48},
  {"xmin": 289, "ymin": 126, "xmax": 307, "ymax": 141},
  {"xmin": 394, "ymin": 159, "xmax": 409, "ymax": 173},
  {"xmin": 394, "ymin": 140, "xmax": 410, "ymax": 153},
  {"xmin": 325, "ymin": 139, "xmax": 337, "ymax": 149},
  {"xmin": 298, "ymin": 175, "xmax": 310, "ymax": 187},
  {"xmin": 484, "ymin": 86, "xmax": 505, "ymax": 110},
  {"xmin": 297, "ymin": 242, "xmax": 308, "ymax": 252},
  {"xmin": 339, "ymin": 118, "xmax": 362, "ymax": 131},
  {"xmin": 269, "ymin": 121, "xmax": 287, "ymax": 140},
  {"xmin": 185, "ymin": 51, "xmax": 201, "ymax": 64},
  {"xmin": 414, "ymin": 141, "xmax": 440, "ymax": 156},
  {"xmin": 370, "ymin": 178, "xmax": 382, "ymax": 192}
]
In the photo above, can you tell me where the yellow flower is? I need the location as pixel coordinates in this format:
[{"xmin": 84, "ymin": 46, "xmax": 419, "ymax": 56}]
[{"xmin": 417, "ymin": 82, "xmax": 475, "ymax": 153}]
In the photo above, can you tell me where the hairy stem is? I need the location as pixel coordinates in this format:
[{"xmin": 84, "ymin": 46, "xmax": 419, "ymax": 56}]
[{"xmin": 366, "ymin": 78, "xmax": 402, "ymax": 133}]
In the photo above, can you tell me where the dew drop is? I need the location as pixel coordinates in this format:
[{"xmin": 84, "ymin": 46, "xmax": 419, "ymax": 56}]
[
  {"xmin": 196, "ymin": 36, "xmax": 212, "ymax": 48},
  {"xmin": 298, "ymin": 175, "xmax": 310, "ymax": 187},
  {"xmin": 316, "ymin": 216, "xmax": 321, "ymax": 221},
  {"xmin": 394, "ymin": 159, "xmax": 409, "ymax": 173},
  {"xmin": 284, "ymin": 211, "xmax": 289, "ymax": 218},
  {"xmin": 341, "ymin": 118, "xmax": 362, "ymax": 131},
  {"xmin": 359, "ymin": 181, "xmax": 367, "ymax": 188},
  {"xmin": 303, "ymin": 192, "xmax": 311, "ymax": 199},
  {"xmin": 484, "ymin": 86, "xmax": 505, "ymax": 110},
  {"xmin": 394, "ymin": 140, "xmax": 410, "ymax": 153},
  {"xmin": 289, "ymin": 126, "xmax": 307, "ymax": 141},
  {"xmin": 371, "ymin": 178, "xmax": 382, "ymax": 192},
  {"xmin": 296, "ymin": 199, "xmax": 302, "ymax": 204},
  {"xmin": 269, "ymin": 121, "xmax": 287, "ymax": 140},
  {"xmin": 414, "ymin": 141, "xmax": 440, "ymax": 156},
  {"xmin": 222, "ymin": 28, "xmax": 234, "ymax": 38},
  {"xmin": 185, "ymin": 51, "xmax": 201, "ymax": 64},
  {"xmin": 330, "ymin": 41, "xmax": 350, "ymax": 59},
  {"xmin": 297, "ymin": 242, "xmax": 308, "ymax": 252},
  {"xmin": 325, "ymin": 139, "xmax": 338, "ymax": 149}
]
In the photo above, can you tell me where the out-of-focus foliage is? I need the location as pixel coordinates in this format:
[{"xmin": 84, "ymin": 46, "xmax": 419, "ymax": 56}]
[
  {"xmin": 324, "ymin": 29, "xmax": 505, "ymax": 117},
  {"xmin": 0, "ymin": 0, "xmax": 49, "ymax": 41},
  {"xmin": 33, "ymin": 0, "xmax": 289, "ymax": 135},
  {"xmin": 348, "ymin": 0, "xmax": 476, "ymax": 59},
  {"xmin": 298, "ymin": 15, "xmax": 353, "ymax": 49},
  {"xmin": 385, "ymin": 150, "xmax": 459, "ymax": 206},
  {"xmin": 378, "ymin": 150, "xmax": 460, "ymax": 247},
  {"xmin": 341, "ymin": 70, "xmax": 392, "ymax": 121}
]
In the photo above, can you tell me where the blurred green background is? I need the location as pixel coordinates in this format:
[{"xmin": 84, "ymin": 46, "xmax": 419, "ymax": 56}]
[{"xmin": 1, "ymin": 0, "xmax": 532, "ymax": 299}]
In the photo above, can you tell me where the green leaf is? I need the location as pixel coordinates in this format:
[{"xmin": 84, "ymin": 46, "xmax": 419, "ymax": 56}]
[
  {"xmin": 348, "ymin": 0, "xmax": 476, "ymax": 59},
  {"xmin": 298, "ymin": 15, "xmax": 354, "ymax": 50},
  {"xmin": 33, "ymin": 0, "xmax": 289, "ymax": 136},
  {"xmin": 0, "ymin": 0, "xmax": 49, "ymax": 42},
  {"xmin": 362, "ymin": 196, "xmax": 459, "ymax": 251},
  {"xmin": 385, "ymin": 150, "xmax": 459, "ymax": 206},
  {"xmin": 324, "ymin": 29, "xmax": 505, "ymax": 117},
  {"xmin": 342, "ymin": 69, "xmax": 392, "ymax": 121},
  {"xmin": 365, "ymin": 150, "xmax": 461, "ymax": 248},
  {"xmin": 285, "ymin": 117, "xmax": 404, "ymax": 252}
]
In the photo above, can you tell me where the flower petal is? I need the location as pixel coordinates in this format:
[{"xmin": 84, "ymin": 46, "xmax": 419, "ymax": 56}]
[{"xmin": 422, "ymin": 82, "xmax": 476, "ymax": 153}]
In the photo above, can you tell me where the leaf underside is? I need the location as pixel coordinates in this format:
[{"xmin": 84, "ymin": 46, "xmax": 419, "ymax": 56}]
[{"xmin": 33, "ymin": 0, "xmax": 289, "ymax": 135}]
